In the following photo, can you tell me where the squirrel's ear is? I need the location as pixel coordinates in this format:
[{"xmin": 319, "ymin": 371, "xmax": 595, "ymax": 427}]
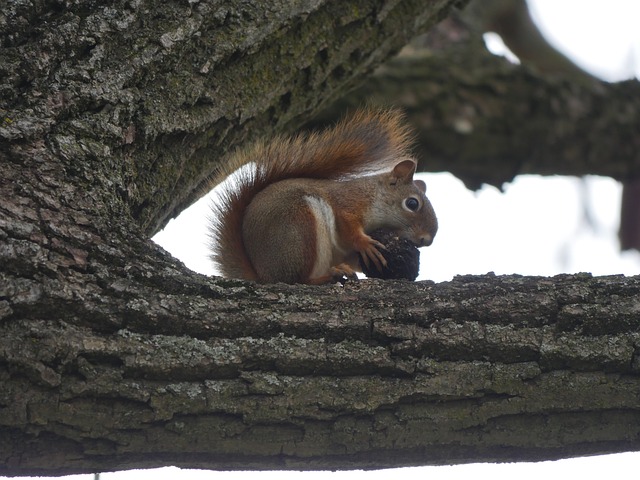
[
  {"xmin": 414, "ymin": 179, "xmax": 426, "ymax": 193},
  {"xmin": 391, "ymin": 159, "xmax": 416, "ymax": 183}
]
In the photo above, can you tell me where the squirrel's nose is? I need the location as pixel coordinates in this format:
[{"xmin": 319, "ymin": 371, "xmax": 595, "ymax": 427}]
[{"xmin": 420, "ymin": 234, "xmax": 434, "ymax": 247}]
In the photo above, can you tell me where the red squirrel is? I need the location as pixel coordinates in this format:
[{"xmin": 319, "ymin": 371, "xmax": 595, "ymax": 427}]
[{"xmin": 208, "ymin": 109, "xmax": 438, "ymax": 284}]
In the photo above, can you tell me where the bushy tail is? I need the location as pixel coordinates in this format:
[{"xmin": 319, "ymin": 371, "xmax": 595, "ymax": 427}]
[{"xmin": 207, "ymin": 108, "xmax": 414, "ymax": 280}]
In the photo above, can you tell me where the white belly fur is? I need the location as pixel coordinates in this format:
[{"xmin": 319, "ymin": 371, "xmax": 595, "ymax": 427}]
[{"xmin": 304, "ymin": 195, "xmax": 344, "ymax": 278}]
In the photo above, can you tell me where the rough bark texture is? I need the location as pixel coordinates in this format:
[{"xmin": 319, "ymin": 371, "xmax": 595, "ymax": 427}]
[
  {"xmin": 2, "ymin": 273, "xmax": 640, "ymax": 475},
  {"xmin": 2, "ymin": 0, "xmax": 640, "ymax": 476},
  {"xmin": 1, "ymin": 0, "xmax": 463, "ymax": 235}
]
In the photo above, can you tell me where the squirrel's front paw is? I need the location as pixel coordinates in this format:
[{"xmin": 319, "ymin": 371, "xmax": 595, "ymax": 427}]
[{"xmin": 356, "ymin": 236, "xmax": 388, "ymax": 272}]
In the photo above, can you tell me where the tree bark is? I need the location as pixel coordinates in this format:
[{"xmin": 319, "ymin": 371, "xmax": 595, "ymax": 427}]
[
  {"xmin": 2, "ymin": 0, "xmax": 640, "ymax": 476},
  {"xmin": 1, "ymin": 0, "xmax": 463, "ymax": 235},
  {"xmin": 312, "ymin": 17, "xmax": 640, "ymax": 189},
  {"xmin": 2, "ymin": 273, "xmax": 640, "ymax": 475}
]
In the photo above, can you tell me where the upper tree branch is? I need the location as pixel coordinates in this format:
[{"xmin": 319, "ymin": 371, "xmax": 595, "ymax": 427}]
[
  {"xmin": 313, "ymin": 16, "xmax": 640, "ymax": 189},
  {"xmin": 1, "ymin": 0, "xmax": 464, "ymax": 235}
]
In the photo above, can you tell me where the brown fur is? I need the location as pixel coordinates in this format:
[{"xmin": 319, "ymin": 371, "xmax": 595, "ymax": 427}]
[{"xmin": 207, "ymin": 109, "xmax": 428, "ymax": 283}]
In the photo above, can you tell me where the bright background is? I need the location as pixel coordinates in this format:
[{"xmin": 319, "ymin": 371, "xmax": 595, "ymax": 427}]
[{"xmin": 7, "ymin": 1, "xmax": 640, "ymax": 479}]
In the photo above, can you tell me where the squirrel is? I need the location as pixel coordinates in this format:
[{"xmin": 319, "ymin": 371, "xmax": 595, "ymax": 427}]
[{"xmin": 207, "ymin": 109, "xmax": 438, "ymax": 284}]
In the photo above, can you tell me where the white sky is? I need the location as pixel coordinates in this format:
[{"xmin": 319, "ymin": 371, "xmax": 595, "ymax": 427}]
[
  {"xmin": 20, "ymin": 451, "xmax": 640, "ymax": 480},
  {"xmin": 527, "ymin": 0, "xmax": 640, "ymax": 81},
  {"xmin": 9, "ymin": 1, "xmax": 640, "ymax": 479}
]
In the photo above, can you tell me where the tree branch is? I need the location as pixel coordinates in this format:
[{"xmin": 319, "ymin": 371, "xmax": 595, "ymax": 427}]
[
  {"xmin": 312, "ymin": 17, "xmax": 640, "ymax": 189},
  {"xmin": 1, "ymin": 0, "xmax": 463, "ymax": 235},
  {"xmin": 2, "ymin": 272, "xmax": 640, "ymax": 475}
]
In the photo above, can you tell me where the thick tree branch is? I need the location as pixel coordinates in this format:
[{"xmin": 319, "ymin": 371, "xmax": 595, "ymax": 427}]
[
  {"xmin": 1, "ymin": 0, "xmax": 462, "ymax": 235},
  {"xmin": 2, "ymin": 271, "xmax": 640, "ymax": 475},
  {"xmin": 313, "ymin": 17, "xmax": 640, "ymax": 189}
]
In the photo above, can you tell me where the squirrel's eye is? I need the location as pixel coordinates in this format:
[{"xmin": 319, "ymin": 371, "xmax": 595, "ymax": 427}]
[{"xmin": 404, "ymin": 197, "xmax": 420, "ymax": 212}]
